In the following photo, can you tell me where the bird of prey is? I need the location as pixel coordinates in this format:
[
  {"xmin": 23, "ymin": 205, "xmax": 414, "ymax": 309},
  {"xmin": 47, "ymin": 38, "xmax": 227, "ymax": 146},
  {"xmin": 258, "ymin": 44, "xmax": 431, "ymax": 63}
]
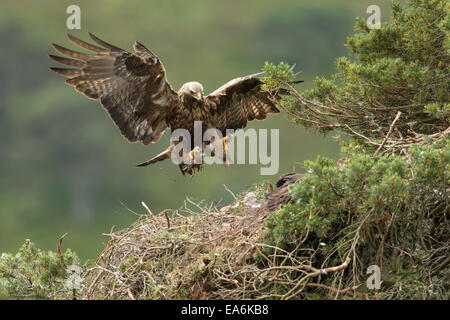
[
  {"xmin": 264, "ymin": 173, "xmax": 309, "ymax": 212},
  {"xmin": 49, "ymin": 33, "xmax": 300, "ymax": 176},
  {"xmin": 263, "ymin": 159, "xmax": 347, "ymax": 212}
]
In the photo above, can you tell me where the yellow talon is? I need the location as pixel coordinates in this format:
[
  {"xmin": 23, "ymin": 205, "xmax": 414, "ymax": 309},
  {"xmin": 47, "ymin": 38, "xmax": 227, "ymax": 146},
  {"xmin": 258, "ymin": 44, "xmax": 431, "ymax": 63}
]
[
  {"xmin": 223, "ymin": 136, "xmax": 229, "ymax": 152},
  {"xmin": 223, "ymin": 136, "xmax": 230, "ymax": 165},
  {"xmin": 189, "ymin": 146, "xmax": 201, "ymax": 161}
]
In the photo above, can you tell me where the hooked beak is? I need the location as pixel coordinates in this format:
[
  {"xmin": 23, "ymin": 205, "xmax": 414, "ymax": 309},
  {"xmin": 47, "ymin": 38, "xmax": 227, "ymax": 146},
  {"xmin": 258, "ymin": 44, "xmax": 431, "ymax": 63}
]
[{"xmin": 193, "ymin": 92, "xmax": 203, "ymax": 104}]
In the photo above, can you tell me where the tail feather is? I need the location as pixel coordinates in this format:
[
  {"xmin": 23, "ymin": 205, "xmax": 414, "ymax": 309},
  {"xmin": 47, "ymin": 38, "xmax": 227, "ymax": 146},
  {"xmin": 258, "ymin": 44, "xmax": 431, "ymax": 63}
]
[{"xmin": 136, "ymin": 145, "xmax": 173, "ymax": 167}]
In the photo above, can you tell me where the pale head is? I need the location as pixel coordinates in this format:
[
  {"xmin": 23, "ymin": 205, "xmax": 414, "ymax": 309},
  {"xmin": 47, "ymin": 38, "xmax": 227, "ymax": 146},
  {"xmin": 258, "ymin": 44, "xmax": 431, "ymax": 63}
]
[{"xmin": 179, "ymin": 81, "xmax": 204, "ymax": 103}]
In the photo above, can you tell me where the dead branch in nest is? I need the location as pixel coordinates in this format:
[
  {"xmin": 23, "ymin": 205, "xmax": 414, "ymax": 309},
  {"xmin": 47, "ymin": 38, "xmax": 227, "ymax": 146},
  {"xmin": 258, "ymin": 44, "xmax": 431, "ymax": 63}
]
[
  {"xmin": 57, "ymin": 232, "xmax": 68, "ymax": 267},
  {"xmin": 163, "ymin": 211, "xmax": 171, "ymax": 229},
  {"xmin": 141, "ymin": 201, "xmax": 163, "ymax": 229},
  {"xmin": 280, "ymin": 257, "xmax": 351, "ymax": 300}
]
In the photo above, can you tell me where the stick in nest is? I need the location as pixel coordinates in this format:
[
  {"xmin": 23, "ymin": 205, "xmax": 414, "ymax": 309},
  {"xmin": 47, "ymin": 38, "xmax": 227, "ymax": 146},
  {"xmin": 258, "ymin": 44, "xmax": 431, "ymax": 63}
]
[
  {"xmin": 57, "ymin": 232, "xmax": 68, "ymax": 267},
  {"xmin": 141, "ymin": 201, "xmax": 164, "ymax": 229}
]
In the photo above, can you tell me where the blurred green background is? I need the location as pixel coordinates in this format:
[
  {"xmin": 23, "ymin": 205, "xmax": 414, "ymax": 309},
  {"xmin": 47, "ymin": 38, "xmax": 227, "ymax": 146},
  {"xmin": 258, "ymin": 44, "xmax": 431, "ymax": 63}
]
[{"xmin": 0, "ymin": 0, "xmax": 395, "ymax": 259}]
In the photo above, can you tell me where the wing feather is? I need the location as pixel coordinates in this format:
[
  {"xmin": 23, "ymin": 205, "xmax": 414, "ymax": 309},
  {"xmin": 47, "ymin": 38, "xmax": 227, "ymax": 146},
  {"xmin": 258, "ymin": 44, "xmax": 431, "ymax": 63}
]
[
  {"xmin": 88, "ymin": 32, "xmax": 123, "ymax": 51},
  {"xmin": 50, "ymin": 33, "xmax": 177, "ymax": 145},
  {"xmin": 51, "ymin": 43, "xmax": 91, "ymax": 61},
  {"xmin": 49, "ymin": 55, "xmax": 84, "ymax": 67},
  {"xmin": 49, "ymin": 67, "xmax": 83, "ymax": 78},
  {"xmin": 206, "ymin": 73, "xmax": 281, "ymax": 133},
  {"xmin": 67, "ymin": 33, "xmax": 106, "ymax": 53}
]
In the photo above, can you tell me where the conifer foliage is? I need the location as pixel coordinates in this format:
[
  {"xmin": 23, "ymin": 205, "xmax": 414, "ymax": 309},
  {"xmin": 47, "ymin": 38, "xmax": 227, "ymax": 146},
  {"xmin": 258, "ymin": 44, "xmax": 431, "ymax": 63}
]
[
  {"xmin": 265, "ymin": 0, "xmax": 448, "ymax": 152},
  {"xmin": 262, "ymin": 0, "xmax": 449, "ymax": 298}
]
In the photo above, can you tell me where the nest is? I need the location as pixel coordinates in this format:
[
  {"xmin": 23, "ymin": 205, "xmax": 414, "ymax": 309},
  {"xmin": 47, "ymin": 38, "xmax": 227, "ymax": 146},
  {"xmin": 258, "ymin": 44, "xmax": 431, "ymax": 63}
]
[
  {"xmin": 81, "ymin": 160, "xmax": 449, "ymax": 300},
  {"xmin": 83, "ymin": 187, "xmax": 354, "ymax": 300},
  {"xmin": 84, "ymin": 196, "xmax": 270, "ymax": 299}
]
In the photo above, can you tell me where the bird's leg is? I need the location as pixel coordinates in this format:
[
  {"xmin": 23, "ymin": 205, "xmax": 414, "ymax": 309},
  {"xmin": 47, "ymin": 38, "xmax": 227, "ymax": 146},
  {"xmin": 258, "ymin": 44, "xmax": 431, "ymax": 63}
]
[
  {"xmin": 204, "ymin": 135, "xmax": 230, "ymax": 165},
  {"xmin": 188, "ymin": 146, "xmax": 202, "ymax": 163},
  {"xmin": 223, "ymin": 136, "xmax": 229, "ymax": 153},
  {"xmin": 222, "ymin": 136, "xmax": 231, "ymax": 166},
  {"xmin": 179, "ymin": 146, "xmax": 203, "ymax": 179}
]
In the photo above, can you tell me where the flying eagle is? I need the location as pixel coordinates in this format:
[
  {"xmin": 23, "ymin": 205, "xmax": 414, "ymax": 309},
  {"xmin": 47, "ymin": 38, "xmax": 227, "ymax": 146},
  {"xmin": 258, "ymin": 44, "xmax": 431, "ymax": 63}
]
[{"xmin": 49, "ymin": 33, "xmax": 300, "ymax": 176}]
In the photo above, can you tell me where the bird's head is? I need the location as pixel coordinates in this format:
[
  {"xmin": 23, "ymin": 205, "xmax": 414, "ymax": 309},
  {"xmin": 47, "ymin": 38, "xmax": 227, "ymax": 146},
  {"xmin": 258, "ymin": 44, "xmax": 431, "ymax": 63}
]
[{"xmin": 179, "ymin": 81, "xmax": 204, "ymax": 106}]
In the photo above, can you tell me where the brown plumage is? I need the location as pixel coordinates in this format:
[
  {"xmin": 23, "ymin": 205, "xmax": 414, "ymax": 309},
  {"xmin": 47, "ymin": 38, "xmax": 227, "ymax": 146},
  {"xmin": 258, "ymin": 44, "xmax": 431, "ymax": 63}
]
[
  {"xmin": 50, "ymin": 33, "xmax": 300, "ymax": 176},
  {"xmin": 263, "ymin": 159, "xmax": 348, "ymax": 212},
  {"xmin": 264, "ymin": 173, "xmax": 309, "ymax": 212}
]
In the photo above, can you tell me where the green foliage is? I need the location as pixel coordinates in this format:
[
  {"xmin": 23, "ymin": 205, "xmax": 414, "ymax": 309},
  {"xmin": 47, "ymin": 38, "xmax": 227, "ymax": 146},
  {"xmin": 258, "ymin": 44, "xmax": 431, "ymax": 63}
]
[
  {"xmin": 262, "ymin": 62, "xmax": 295, "ymax": 91},
  {"xmin": 277, "ymin": 0, "xmax": 449, "ymax": 141},
  {"xmin": 424, "ymin": 103, "xmax": 450, "ymax": 120},
  {"xmin": 264, "ymin": 135, "xmax": 448, "ymax": 298},
  {"xmin": 261, "ymin": 0, "xmax": 449, "ymax": 299},
  {"xmin": 0, "ymin": 240, "xmax": 81, "ymax": 299},
  {"xmin": 266, "ymin": 134, "xmax": 448, "ymax": 247}
]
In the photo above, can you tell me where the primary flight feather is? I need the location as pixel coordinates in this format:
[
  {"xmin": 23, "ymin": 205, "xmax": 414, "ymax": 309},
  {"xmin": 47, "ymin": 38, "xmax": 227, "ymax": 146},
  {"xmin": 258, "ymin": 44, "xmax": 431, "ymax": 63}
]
[{"xmin": 50, "ymin": 33, "xmax": 299, "ymax": 176}]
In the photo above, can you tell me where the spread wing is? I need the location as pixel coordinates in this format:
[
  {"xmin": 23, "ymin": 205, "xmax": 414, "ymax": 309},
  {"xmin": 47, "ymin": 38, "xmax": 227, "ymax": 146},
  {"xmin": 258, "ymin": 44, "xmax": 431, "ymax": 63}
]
[
  {"xmin": 205, "ymin": 72, "xmax": 281, "ymax": 133},
  {"xmin": 49, "ymin": 33, "xmax": 177, "ymax": 145}
]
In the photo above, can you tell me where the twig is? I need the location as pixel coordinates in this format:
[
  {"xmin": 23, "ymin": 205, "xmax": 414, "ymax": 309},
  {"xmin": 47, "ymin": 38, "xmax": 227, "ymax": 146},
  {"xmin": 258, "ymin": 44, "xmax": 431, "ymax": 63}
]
[
  {"xmin": 141, "ymin": 201, "xmax": 163, "ymax": 228},
  {"xmin": 430, "ymin": 256, "xmax": 450, "ymax": 276},
  {"xmin": 281, "ymin": 257, "xmax": 351, "ymax": 299},
  {"xmin": 127, "ymin": 288, "xmax": 136, "ymax": 300},
  {"xmin": 57, "ymin": 232, "xmax": 68, "ymax": 266},
  {"xmin": 164, "ymin": 211, "xmax": 171, "ymax": 229},
  {"xmin": 374, "ymin": 111, "xmax": 402, "ymax": 156},
  {"xmin": 307, "ymin": 283, "xmax": 361, "ymax": 294},
  {"xmin": 375, "ymin": 211, "xmax": 396, "ymax": 269},
  {"xmin": 344, "ymin": 124, "xmax": 380, "ymax": 146},
  {"xmin": 223, "ymin": 184, "xmax": 237, "ymax": 200}
]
